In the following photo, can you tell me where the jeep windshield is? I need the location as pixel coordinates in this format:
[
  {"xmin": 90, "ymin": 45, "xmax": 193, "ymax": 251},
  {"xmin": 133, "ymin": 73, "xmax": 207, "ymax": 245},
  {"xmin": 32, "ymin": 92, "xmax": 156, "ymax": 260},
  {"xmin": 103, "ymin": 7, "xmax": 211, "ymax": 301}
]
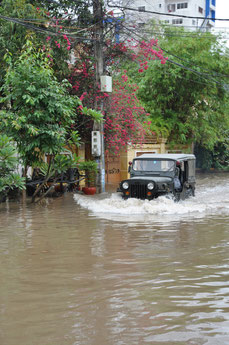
[{"xmin": 132, "ymin": 159, "xmax": 175, "ymax": 173}]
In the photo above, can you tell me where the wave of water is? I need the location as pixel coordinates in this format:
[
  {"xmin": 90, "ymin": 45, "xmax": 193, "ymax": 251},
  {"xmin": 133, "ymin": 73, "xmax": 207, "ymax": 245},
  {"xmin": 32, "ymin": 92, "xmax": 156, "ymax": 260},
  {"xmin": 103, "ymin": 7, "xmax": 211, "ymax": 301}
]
[{"xmin": 73, "ymin": 175, "xmax": 229, "ymax": 223}]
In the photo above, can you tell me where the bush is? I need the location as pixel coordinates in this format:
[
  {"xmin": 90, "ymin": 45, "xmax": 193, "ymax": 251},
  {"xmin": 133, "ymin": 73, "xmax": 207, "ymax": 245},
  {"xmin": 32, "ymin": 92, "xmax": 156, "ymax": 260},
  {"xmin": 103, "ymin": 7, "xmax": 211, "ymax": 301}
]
[{"xmin": 0, "ymin": 135, "xmax": 25, "ymax": 201}]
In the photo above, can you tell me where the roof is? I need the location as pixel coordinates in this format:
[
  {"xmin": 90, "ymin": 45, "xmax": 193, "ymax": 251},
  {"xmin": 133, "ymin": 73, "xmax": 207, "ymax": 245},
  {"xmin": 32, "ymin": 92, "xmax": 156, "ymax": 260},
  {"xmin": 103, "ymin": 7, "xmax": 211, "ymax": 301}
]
[{"xmin": 134, "ymin": 154, "xmax": 196, "ymax": 161}]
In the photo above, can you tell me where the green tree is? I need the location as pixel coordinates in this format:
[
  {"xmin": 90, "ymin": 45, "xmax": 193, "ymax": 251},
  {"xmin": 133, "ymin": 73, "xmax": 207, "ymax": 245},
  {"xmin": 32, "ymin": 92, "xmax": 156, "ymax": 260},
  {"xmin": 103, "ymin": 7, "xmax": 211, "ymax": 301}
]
[
  {"xmin": 0, "ymin": 0, "xmax": 94, "ymax": 87},
  {"xmin": 122, "ymin": 27, "xmax": 229, "ymax": 151},
  {"xmin": 0, "ymin": 0, "xmax": 44, "ymax": 85},
  {"xmin": 0, "ymin": 135, "xmax": 25, "ymax": 201},
  {"xmin": 0, "ymin": 40, "xmax": 101, "ymax": 199}
]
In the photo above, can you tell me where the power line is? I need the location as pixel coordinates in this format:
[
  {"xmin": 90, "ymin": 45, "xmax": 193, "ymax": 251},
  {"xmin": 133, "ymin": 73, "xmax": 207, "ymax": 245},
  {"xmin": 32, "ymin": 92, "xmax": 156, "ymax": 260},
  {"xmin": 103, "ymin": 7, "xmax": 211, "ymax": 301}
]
[
  {"xmin": 119, "ymin": 24, "xmax": 227, "ymax": 86},
  {"xmin": 0, "ymin": 14, "xmax": 95, "ymax": 41},
  {"xmin": 122, "ymin": 24, "xmax": 229, "ymax": 77},
  {"xmin": 107, "ymin": 2, "xmax": 229, "ymax": 21},
  {"xmin": 130, "ymin": 28, "xmax": 229, "ymax": 40}
]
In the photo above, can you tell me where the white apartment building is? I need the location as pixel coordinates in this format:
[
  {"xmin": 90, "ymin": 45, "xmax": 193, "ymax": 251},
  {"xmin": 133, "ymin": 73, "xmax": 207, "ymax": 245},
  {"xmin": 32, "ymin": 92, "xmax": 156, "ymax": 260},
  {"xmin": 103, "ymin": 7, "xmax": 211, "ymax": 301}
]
[{"xmin": 122, "ymin": 0, "xmax": 216, "ymax": 29}]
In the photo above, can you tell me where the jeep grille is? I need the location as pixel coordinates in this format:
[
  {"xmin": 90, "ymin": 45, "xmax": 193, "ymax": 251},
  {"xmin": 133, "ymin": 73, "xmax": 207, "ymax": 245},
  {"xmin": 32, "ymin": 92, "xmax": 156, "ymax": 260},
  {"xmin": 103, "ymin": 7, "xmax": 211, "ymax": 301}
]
[{"xmin": 130, "ymin": 184, "xmax": 147, "ymax": 199}]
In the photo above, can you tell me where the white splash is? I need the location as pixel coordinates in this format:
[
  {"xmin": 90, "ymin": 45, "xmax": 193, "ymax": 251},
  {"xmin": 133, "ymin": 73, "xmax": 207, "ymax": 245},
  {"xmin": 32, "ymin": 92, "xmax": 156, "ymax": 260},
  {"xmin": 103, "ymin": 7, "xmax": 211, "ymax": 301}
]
[{"xmin": 73, "ymin": 176, "xmax": 229, "ymax": 222}]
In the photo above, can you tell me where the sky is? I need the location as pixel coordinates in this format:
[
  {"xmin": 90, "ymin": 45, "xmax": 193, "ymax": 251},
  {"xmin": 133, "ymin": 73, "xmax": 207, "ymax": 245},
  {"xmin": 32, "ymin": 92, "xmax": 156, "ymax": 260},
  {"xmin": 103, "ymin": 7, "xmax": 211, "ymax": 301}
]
[
  {"xmin": 215, "ymin": 0, "xmax": 229, "ymax": 46},
  {"xmin": 215, "ymin": 0, "xmax": 229, "ymax": 28}
]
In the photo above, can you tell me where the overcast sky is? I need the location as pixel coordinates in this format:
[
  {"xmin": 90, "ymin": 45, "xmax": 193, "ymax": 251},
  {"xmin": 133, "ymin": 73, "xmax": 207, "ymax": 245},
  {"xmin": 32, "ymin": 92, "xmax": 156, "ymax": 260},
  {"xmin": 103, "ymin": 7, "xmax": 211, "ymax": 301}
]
[
  {"xmin": 215, "ymin": 0, "xmax": 229, "ymax": 28},
  {"xmin": 215, "ymin": 0, "xmax": 229, "ymax": 47}
]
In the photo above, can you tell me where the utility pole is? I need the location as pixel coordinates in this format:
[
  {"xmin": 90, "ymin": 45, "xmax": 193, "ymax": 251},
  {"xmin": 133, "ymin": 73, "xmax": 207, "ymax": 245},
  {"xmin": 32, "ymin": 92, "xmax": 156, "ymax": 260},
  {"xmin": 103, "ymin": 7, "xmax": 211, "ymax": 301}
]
[{"xmin": 93, "ymin": 0, "xmax": 105, "ymax": 193}]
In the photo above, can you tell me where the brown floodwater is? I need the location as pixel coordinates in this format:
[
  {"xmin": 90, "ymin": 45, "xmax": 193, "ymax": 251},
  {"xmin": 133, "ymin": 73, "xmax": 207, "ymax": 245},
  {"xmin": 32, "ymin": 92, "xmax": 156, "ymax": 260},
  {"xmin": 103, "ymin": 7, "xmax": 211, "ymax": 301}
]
[{"xmin": 0, "ymin": 173, "xmax": 229, "ymax": 345}]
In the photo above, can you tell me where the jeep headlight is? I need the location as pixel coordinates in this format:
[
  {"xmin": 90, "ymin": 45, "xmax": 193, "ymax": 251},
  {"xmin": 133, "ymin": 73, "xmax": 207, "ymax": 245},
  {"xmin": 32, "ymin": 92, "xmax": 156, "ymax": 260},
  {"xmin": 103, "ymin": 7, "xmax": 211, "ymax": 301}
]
[
  {"xmin": 122, "ymin": 181, "xmax": 129, "ymax": 190},
  {"xmin": 147, "ymin": 182, "xmax": 155, "ymax": 190}
]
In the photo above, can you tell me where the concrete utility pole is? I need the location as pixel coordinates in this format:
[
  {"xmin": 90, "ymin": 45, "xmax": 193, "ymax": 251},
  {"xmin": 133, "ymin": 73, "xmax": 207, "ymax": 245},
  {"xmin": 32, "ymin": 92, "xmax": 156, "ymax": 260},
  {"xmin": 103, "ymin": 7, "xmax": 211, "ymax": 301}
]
[{"xmin": 93, "ymin": 0, "xmax": 106, "ymax": 193}]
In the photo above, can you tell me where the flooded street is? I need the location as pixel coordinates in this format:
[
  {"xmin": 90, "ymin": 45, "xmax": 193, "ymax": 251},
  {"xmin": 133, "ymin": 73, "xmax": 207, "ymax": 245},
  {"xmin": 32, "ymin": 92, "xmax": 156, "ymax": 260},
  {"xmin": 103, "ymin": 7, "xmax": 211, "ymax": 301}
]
[{"xmin": 0, "ymin": 174, "xmax": 229, "ymax": 345}]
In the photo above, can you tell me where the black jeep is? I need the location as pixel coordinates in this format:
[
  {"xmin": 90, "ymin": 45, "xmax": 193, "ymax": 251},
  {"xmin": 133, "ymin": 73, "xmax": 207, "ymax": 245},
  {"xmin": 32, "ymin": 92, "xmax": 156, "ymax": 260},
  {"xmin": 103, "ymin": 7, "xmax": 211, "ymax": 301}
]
[{"xmin": 117, "ymin": 154, "xmax": 196, "ymax": 201}]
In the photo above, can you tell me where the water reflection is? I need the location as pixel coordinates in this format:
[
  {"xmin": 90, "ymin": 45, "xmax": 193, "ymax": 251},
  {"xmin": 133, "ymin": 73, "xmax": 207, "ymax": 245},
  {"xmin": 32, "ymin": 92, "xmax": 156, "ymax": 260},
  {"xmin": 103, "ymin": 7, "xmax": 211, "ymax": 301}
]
[{"xmin": 0, "ymin": 174, "xmax": 229, "ymax": 345}]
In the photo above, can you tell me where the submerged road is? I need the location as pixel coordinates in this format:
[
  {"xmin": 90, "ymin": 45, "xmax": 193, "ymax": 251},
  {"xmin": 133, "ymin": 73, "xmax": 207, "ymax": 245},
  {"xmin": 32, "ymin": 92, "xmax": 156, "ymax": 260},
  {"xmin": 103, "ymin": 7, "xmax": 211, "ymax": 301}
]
[{"xmin": 0, "ymin": 173, "xmax": 229, "ymax": 345}]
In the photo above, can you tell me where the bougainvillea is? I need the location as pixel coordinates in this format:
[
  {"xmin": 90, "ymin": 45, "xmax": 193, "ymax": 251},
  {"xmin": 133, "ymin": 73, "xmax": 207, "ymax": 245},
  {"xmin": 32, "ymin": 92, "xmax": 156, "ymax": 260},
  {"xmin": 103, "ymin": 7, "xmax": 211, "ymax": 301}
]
[
  {"xmin": 34, "ymin": 5, "xmax": 168, "ymax": 153},
  {"xmin": 104, "ymin": 79, "xmax": 149, "ymax": 155},
  {"xmin": 66, "ymin": 38, "xmax": 167, "ymax": 153}
]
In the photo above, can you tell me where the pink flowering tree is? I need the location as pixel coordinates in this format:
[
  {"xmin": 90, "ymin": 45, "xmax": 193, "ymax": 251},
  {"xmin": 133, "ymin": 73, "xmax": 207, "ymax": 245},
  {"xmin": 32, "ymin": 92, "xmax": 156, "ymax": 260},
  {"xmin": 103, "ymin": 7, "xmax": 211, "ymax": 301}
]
[{"xmin": 67, "ymin": 37, "xmax": 167, "ymax": 153}]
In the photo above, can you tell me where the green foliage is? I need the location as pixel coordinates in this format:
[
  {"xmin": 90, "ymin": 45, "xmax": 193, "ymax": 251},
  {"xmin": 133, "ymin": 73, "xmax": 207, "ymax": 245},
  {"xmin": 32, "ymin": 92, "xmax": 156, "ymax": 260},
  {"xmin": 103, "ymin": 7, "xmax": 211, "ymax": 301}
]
[
  {"xmin": 0, "ymin": 0, "xmax": 93, "ymax": 84},
  {"xmin": 0, "ymin": 40, "xmax": 84, "ymax": 167},
  {"xmin": 34, "ymin": 0, "xmax": 94, "ymax": 27},
  {"xmin": 0, "ymin": 0, "xmax": 46, "ymax": 85},
  {"xmin": 78, "ymin": 159, "xmax": 97, "ymax": 187},
  {"xmin": 78, "ymin": 159, "xmax": 97, "ymax": 172},
  {"xmin": 0, "ymin": 135, "xmax": 25, "ymax": 195},
  {"xmin": 39, "ymin": 151, "xmax": 79, "ymax": 178},
  {"xmin": 121, "ymin": 27, "xmax": 229, "ymax": 151},
  {"xmin": 195, "ymin": 139, "xmax": 229, "ymax": 171}
]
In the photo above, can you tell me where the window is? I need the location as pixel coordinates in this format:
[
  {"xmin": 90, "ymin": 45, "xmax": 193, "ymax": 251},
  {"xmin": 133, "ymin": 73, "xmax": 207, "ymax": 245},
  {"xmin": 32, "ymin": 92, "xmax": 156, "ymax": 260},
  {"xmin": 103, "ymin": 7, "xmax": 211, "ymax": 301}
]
[
  {"xmin": 172, "ymin": 19, "xmax": 183, "ymax": 24},
  {"xmin": 198, "ymin": 6, "xmax": 203, "ymax": 14},
  {"xmin": 167, "ymin": 4, "xmax": 176, "ymax": 12},
  {"xmin": 138, "ymin": 6, "xmax": 145, "ymax": 12},
  {"xmin": 188, "ymin": 160, "xmax": 195, "ymax": 179},
  {"xmin": 164, "ymin": 20, "xmax": 170, "ymax": 23},
  {"xmin": 133, "ymin": 159, "xmax": 175, "ymax": 172},
  {"xmin": 138, "ymin": 22, "xmax": 145, "ymax": 27},
  {"xmin": 177, "ymin": 3, "xmax": 188, "ymax": 9},
  {"xmin": 159, "ymin": 4, "xmax": 162, "ymax": 8},
  {"xmin": 192, "ymin": 20, "xmax": 196, "ymax": 25}
]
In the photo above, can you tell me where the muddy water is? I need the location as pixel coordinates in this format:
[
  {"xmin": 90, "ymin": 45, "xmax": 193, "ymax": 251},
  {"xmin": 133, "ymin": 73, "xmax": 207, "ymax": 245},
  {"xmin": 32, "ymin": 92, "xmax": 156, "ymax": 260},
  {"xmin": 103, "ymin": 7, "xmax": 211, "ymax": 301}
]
[{"xmin": 0, "ymin": 174, "xmax": 229, "ymax": 345}]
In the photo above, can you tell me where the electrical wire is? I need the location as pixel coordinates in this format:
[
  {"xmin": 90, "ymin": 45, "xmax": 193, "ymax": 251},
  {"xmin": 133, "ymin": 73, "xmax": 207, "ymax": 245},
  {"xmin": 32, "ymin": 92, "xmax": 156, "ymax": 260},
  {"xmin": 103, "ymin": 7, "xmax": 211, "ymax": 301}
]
[
  {"xmin": 120, "ymin": 24, "xmax": 229, "ymax": 78},
  {"xmin": 107, "ymin": 2, "xmax": 229, "ymax": 21},
  {"xmin": 0, "ymin": 11, "xmax": 228, "ymax": 84},
  {"xmin": 130, "ymin": 28, "xmax": 229, "ymax": 40},
  {"xmin": 123, "ymin": 23, "xmax": 229, "ymax": 40},
  {"xmin": 0, "ymin": 14, "xmax": 95, "ymax": 41},
  {"xmin": 15, "ymin": 19, "xmax": 98, "ymax": 33},
  {"xmin": 119, "ymin": 23, "xmax": 228, "ymax": 86}
]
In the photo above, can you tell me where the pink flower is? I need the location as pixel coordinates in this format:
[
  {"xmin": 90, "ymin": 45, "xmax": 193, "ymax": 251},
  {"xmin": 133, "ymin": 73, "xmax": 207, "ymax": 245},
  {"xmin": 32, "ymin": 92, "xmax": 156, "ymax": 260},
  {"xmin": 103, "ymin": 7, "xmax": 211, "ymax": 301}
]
[{"xmin": 79, "ymin": 92, "xmax": 87, "ymax": 101}]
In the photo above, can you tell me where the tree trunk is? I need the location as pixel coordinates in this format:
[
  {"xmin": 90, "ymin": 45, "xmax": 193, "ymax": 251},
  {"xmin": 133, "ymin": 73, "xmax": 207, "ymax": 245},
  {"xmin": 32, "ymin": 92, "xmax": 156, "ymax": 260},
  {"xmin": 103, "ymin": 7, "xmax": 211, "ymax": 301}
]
[
  {"xmin": 31, "ymin": 157, "xmax": 53, "ymax": 203},
  {"xmin": 22, "ymin": 165, "xmax": 27, "ymax": 203},
  {"xmin": 34, "ymin": 177, "xmax": 58, "ymax": 204}
]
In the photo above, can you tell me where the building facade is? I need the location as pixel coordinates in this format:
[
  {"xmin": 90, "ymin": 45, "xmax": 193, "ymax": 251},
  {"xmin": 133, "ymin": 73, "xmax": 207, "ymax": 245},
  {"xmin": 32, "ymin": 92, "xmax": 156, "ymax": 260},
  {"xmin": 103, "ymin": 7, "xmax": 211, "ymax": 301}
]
[{"xmin": 123, "ymin": 0, "xmax": 216, "ymax": 29}]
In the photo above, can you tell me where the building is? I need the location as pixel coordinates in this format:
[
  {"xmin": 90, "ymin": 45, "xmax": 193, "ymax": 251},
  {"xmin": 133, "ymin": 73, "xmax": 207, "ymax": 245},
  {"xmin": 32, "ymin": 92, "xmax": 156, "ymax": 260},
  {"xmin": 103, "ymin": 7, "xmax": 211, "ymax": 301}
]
[{"xmin": 122, "ymin": 0, "xmax": 216, "ymax": 30}]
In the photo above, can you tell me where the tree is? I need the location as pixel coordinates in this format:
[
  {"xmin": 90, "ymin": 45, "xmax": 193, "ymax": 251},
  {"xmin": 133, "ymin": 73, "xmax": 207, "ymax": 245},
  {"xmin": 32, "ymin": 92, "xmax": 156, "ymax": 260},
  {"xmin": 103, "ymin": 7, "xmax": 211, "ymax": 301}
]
[
  {"xmin": 132, "ymin": 27, "xmax": 229, "ymax": 151},
  {"xmin": 0, "ymin": 40, "xmax": 102, "ymax": 199}
]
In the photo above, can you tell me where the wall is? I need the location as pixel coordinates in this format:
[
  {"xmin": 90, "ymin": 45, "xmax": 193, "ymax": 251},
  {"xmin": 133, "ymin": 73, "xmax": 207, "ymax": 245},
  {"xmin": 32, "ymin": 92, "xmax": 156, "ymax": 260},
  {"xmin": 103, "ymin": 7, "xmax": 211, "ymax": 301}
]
[{"xmin": 119, "ymin": 137, "xmax": 167, "ymax": 181}]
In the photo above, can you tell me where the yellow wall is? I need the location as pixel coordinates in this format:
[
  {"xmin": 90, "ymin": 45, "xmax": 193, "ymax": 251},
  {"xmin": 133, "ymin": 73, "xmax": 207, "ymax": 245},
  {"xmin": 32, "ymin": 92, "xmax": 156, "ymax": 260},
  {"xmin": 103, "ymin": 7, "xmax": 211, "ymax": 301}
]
[{"xmin": 120, "ymin": 139, "xmax": 167, "ymax": 180}]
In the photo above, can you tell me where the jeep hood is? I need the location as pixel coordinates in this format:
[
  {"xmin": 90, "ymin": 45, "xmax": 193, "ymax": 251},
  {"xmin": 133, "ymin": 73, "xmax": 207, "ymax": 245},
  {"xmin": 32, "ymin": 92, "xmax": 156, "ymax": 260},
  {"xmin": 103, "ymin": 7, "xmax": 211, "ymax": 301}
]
[{"xmin": 129, "ymin": 176, "xmax": 172, "ymax": 183}]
